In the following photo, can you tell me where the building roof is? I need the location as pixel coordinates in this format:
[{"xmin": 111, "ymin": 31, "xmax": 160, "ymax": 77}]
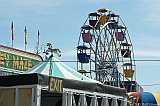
[{"xmin": 0, "ymin": 73, "xmax": 127, "ymax": 97}]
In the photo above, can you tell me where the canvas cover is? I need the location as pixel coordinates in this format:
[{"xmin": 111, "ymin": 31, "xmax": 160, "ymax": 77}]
[
  {"xmin": 23, "ymin": 57, "xmax": 99, "ymax": 83},
  {"xmin": 0, "ymin": 73, "xmax": 127, "ymax": 97}
]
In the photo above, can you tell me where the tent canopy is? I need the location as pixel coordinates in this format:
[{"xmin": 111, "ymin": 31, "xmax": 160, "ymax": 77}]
[
  {"xmin": 23, "ymin": 57, "xmax": 99, "ymax": 83},
  {"xmin": 128, "ymin": 92, "xmax": 160, "ymax": 105},
  {"xmin": 0, "ymin": 73, "xmax": 127, "ymax": 97}
]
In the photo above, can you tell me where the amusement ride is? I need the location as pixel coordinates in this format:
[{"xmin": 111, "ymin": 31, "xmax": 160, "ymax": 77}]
[{"xmin": 77, "ymin": 8, "xmax": 136, "ymax": 90}]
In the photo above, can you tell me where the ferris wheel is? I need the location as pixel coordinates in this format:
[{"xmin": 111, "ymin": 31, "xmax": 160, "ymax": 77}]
[{"xmin": 77, "ymin": 8, "xmax": 136, "ymax": 87}]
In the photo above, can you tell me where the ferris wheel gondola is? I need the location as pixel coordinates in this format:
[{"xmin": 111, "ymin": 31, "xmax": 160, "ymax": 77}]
[{"xmin": 77, "ymin": 8, "xmax": 136, "ymax": 88}]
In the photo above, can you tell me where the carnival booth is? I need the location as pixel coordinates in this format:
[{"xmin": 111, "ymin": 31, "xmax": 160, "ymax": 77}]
[{"xmin": 0, "ymin": 56, "xmax": 128, "ymax": 106}]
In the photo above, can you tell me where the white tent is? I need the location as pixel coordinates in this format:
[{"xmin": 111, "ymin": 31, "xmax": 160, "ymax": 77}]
[{"xmin": 23, "ymin": 57, "xmax": 100, "ymax": 83}]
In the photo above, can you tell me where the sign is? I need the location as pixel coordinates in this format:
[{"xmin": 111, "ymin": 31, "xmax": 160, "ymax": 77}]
[
  {"xmin": 0, "ymin": 50, "xmax": 40, "ymax": 71},
  {"xmin": 49, "ymin": 77, "xmax": 63, "ymax": 93}
]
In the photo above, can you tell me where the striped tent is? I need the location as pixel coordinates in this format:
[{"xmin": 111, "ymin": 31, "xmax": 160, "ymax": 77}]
[
  {"xmin": 23, "ymin": 57, "xmax": 99, "ymax": 83},
  {"xmin": 128, "ymin": 92, "xmax": 160, "ymax": 106}
]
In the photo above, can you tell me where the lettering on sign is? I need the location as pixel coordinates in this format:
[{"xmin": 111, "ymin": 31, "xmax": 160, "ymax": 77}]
[
  {"xmin": 0, "ymin": 51, "xmax": 39, "ymax": 71},
  {"xmin": 49, "ymin": 77, "xmax": 63, "ymax": 93}
]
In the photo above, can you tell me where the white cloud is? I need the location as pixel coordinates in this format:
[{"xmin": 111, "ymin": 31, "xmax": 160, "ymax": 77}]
[
  {"xmin": 86, "ymin": 0, "xmax": 124, "ymax": 3},
  {"xmin": 0, "ymin": 0, "xmax": 65, "ymax": 17},
  {"xmin": 1, "ymin": 0, "xmax": 64, "ymax": 7},
  {"xmin": 135, "ymin": 50, "xmax": 160, "ymax": 58},
  {"xmin": 132, "ymin": 33, "xmax": 160, "ymax": 51},
  {"xmin": 136, "ymin": 0, "xmax": 160, "ymax": 26},
  {"xmin": 61, "ymin": 49, "xmax": 76, "ymax": 59}
]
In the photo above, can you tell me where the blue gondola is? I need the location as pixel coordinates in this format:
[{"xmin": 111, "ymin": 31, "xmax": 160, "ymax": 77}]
[{"xmin": 77, "ymin": 46, "xmax": 90, "ymax": 63}]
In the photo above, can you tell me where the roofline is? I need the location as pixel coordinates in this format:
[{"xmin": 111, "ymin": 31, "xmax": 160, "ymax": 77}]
[{"xmin": 0, "ymin": 44, "xmax": 43, "ymax": 61}]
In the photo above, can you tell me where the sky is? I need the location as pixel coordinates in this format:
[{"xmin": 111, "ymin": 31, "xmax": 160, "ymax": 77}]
[{"xmin": 0, "ymin": 0, "xmax": 160, "ymax": 92}]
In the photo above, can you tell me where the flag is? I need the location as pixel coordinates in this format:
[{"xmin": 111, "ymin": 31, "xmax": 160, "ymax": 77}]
[
  {"xmin": 36, "ymin": 30, "xmax": 40, "ymax": 54},
  {"xmin": 11, "ymin": 21, "xmax": 14, "ymax": 41},
  {"xmin": 38, "ymin": 30, "xmax": 40, "ymax": 47},
  {"xmin": 24, "ymin": 26, "xmax": 27, "ymax": 44}
]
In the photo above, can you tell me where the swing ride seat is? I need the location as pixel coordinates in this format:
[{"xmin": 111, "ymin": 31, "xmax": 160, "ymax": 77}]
[
  {"xmin": 89, "ymin": 20, "xmax": 97, "ymax": 27},
  {"xmin": 88, "ymin": 12, "xmax": 100, "ymax": 29},
  {"xmin": 89, "ymin": 20, "xmax": 100, "ymax": 29},
  {"xmin": 124, "ymin": 69, "xmax": 134, "ymax": 78},
  {"xmin": 78, "ymin": 70, "xmax": 90, "ymax": 73},
  {"xmin": 121, "ymin": 49, "xmax": 131, "ymax": 58},
  {"xmin": 108, "ymin": 22, "xmax": 118, "ymax": 29},
  {"xmin": 116, "ymin": 32, "xmax": 125, "ymax": 41},
  {"xmin": 77, "ymin": 53, "xmax": 90, "ymax": 63},
  {"xmin": 82, "ymin": 33, "xmax": 93, "ymax": 43}
]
